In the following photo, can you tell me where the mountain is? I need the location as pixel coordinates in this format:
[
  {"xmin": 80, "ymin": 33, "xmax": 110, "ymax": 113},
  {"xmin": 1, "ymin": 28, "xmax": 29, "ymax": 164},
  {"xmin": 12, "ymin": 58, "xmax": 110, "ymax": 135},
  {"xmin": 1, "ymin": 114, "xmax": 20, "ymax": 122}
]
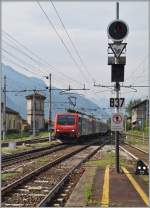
[{"xmin": 2, "ymin": 64, "xmax": 109, "ymax": 121}]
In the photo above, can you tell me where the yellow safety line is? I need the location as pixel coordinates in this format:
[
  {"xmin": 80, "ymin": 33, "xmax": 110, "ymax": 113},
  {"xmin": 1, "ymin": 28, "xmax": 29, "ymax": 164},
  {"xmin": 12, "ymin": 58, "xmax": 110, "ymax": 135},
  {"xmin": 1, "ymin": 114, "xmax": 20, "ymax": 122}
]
[
  {"xmin": 101, "ymin": 165, "xmax": 109, "ymax": 207},
  {"xmin": 122, "ymin": 166, "xmax": 149, "ymax": 206}
]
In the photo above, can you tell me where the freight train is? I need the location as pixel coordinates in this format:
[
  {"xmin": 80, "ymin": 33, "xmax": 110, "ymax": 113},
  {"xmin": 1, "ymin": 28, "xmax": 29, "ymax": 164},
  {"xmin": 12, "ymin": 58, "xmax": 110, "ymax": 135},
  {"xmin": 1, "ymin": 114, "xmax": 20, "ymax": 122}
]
[{"xmin": 54, "ymin": 110, "xmax": 108, "ymax": 143}]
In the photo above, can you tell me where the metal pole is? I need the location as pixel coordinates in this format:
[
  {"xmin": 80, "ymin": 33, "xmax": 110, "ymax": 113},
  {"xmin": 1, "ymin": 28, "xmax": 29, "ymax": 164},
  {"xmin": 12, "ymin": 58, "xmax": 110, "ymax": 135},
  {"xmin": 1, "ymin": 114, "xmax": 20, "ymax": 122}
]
[
  {"xmin": 3, "ymin": 76, "xmax": 6, "ymax": 140},
  {"xmin": 115, "ymin": 84, "xmax": 120, "ymax": 173},
  {"xmin": 125, "ymin": 116, "xmax": 126, "ymax": 133},
  {"xmin": 146, "ymin": 98, "xmax": 148, "ymax": 134},
  {"xmin": 33, "ymin": 90, "xmax": 36, "ymax": 136},
  {"xmin": 115, "ymin": 2, "xmax": 120, "ymax": 173},
  {"xmin": 124, "ymin": 115, "xmax": 126, "ymax": 141},
  {"xmin": 116, "ymin": 2, "xmax": 119, "ymax": 19},
  {"xmin": 48, "ymin": 73, "xmax": 52, "ymax": 142}
]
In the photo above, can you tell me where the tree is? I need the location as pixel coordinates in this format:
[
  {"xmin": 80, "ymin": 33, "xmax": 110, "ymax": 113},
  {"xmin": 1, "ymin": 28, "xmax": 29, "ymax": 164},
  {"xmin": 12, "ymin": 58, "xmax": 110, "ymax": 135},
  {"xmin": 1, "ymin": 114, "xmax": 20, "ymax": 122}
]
[
  {"xmin": 126, "ymin": 99, "xmax": 142, "ymax": 116},
  {"xmin": 107, "ymin": 118, "xmax": 111, "ymax": 128}
]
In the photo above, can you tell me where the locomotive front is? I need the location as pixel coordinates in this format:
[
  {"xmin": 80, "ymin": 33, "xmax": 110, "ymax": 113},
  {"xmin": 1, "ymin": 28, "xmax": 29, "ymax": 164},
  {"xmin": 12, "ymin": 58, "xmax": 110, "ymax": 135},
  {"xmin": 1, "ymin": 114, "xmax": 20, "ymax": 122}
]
[{"xmin": 54, "ymin": 113, "xmax": 79, "ymax": 142}]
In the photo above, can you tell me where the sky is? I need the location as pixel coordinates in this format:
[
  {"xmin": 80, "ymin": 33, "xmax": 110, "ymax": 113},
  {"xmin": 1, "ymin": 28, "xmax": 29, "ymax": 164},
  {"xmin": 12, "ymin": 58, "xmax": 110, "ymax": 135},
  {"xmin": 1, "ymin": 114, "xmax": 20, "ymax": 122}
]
[{"xmin": 2, "ymin": 1, "xmax": 149, "ymax": 112}]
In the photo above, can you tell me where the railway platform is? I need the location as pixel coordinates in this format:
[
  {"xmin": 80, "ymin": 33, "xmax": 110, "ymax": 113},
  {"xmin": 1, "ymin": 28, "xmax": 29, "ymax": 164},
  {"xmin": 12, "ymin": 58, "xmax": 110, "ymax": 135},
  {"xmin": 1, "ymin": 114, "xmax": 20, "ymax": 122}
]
[
  {"xmin": 65, "ymin": 145, "xmax": 149, "ymax": 207},
  {"xmin": 66, "ymin": 165, "xmax": 149, "ymax": 207}
]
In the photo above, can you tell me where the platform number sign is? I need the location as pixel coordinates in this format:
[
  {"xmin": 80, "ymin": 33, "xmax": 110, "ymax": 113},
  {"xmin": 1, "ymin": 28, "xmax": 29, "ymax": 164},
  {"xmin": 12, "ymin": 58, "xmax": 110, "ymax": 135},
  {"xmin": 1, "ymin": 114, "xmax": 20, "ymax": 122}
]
[{"xmin": 110, "ymin": 98, "xmax": 125, "ymax": 108}]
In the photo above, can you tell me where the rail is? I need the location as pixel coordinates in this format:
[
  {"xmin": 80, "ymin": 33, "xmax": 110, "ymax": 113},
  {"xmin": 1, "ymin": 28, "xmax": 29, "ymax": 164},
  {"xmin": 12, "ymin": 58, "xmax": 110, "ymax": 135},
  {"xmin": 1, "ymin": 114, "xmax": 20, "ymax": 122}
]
[
  {"xmin": 2, "ymin": 142, "xmax": 98, "ymax": 197},
  {"xmin": 119, "ymin": 143, "xmax": 148, "ymax": 166},
  {"xmin": 125, "ymin": 133, "xmax": 148, "ymax": 140},
  {"xmin": 38, "ymin": 142, "xmax": 106, "ymax": 207},
  {"xmin": 2, "ymin": 144, "xmax": 68, "ymax": 168},
  {"xmin": 1, "ymin": 136, "xmax": 50, "ymax": 147}
]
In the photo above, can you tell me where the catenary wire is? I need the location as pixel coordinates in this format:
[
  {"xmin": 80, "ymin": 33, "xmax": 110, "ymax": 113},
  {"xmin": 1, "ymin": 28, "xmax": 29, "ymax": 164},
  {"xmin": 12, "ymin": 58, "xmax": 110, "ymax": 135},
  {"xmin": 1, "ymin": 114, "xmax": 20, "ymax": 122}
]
[
  {"xmin": 3, "ymin": 31, "xmax": 84, "ymax": 87},
  {"xmin": 49, "ymin": 0, "xmax": 95, "ymax": 82},
  {"xmin": 36, "ymin": 1, "xmax": 90, "ymax": 85}
]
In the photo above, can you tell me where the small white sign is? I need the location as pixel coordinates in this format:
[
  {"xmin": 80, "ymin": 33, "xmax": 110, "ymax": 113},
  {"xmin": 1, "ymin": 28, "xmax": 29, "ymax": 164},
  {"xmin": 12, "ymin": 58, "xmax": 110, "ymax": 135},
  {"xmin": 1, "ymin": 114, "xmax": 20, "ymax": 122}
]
[
  {"xmin": 111, "ymin": 113, "xmax": 124, "ymax": 131},
  {"xmin": 109, "ymin": 43, "xmax": 127, "ymax": 58}
]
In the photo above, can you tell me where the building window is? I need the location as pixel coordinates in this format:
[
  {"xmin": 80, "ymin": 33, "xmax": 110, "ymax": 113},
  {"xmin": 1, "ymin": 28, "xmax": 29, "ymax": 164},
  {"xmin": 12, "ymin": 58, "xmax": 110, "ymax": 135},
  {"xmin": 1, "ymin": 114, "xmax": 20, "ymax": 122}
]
[
  {"xmin": 14, "ymin": 120, "xmax": 16, "ymax": 129},
  {"xmin": 9, "ymin": 120, "xmax": 11, "ymax": 129},
  {"xmin": 40, "ymin": 101, "xmax": 42, "ymax": 110}
]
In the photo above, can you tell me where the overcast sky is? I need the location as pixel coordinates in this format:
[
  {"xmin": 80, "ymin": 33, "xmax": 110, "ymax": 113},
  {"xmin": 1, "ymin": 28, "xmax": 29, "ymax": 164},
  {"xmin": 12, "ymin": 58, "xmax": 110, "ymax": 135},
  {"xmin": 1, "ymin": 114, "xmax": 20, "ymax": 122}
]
[{"xmin": 2, "ymin": 1, "xmax": 149, "ymax": 110}]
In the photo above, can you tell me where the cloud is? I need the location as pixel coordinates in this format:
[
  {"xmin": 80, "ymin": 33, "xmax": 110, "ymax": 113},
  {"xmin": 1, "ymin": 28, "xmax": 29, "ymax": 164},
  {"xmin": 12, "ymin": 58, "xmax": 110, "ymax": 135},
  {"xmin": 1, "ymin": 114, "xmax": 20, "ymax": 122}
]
[{"xmin": 2, "ymin": 1, "xmax": 149, "ymax": 104}]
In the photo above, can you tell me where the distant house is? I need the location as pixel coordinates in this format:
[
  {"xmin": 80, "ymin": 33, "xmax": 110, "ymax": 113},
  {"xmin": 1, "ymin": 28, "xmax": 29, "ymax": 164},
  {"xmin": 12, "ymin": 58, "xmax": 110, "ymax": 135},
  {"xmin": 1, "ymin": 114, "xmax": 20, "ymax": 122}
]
[
  {"xmin": 26, "ymin": 93, "xmax": 46, "ymax": 131},
  {"xmin": 1, "ymin": 103, "xmax": 29, "ymax": 134},
  {"xmin": 131, "ymin": 99, "xmax": 149, "ymax": 128},
  {"xmin": 6, "ymin": 107, "xmax": 22, "ymax": 131},
  {"xmin": 1, "ymin": 103, "xmax": 22, "ymax": 132}
]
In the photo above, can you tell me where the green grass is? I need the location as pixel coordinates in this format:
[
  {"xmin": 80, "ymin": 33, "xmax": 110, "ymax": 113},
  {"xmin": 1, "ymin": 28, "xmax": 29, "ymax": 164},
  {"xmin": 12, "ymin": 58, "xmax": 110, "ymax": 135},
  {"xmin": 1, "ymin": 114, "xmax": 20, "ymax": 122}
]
[
  {"xmin": 2, "ymin": 145, "xmax": 34, "ymax": 154},
  {"xmin": 140, "ymin": 175, "xmax": 149, "ymax": 184},
  {"xmin": 84, "ymin": 184, "xmax": 100, "ymax": 205},
  {"xmin": 127, "ymin": 129, "xmax": 148, "ymax": 137},
  {"xmin": 2, "ymin": 141, "xmax": 59, "ymax": 155},
  {"xmin": 2, "ymin": 172, "xmax": 17, "ymax": 181},
  {"xmin": 3, "ymin": 131, "xmax": 50, "ymax": 142},
  {"xmin": 5, "ymin": 132, "xmax": 30, "ymax": 141},
  {"xmin": 36, "ymin": 131, "xmax": 50, "ymax": 137},
  {"xmin": 84, "ymin": 184, "xmax": 92, "ymax": 204},
  {"xmin": 127, "ymin": 138, "xmax": 148, "ymax": 146},
  {"xmin": 31, "ymin": 140, "xmax": 58, "ymax": 148},
  {"xmin": 86, "ymin": 151, "xmax": 130, "ymax": 168},
  {"xmin": 126, "ymin": 136, "xmax": 148, "ymax": 152}
]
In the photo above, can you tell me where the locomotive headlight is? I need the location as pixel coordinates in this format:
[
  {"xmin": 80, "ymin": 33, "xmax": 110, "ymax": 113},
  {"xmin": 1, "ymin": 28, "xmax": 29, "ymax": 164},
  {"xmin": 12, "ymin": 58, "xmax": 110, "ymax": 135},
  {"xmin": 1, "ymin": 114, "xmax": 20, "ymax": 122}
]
[
  {"xmin": 138, "ymin": 166, "xmax": 141, "ymax": 170},
  {"xmin": 57, "ymin": 129, "xmax": 60, "ymax": 132},
  {"xmin": 143, "ymin": 166, "xmax": 146, "ymax": 170},
  {"xmin": 72, "ymin": 129, "xmax": 75, "ymax": 132}
]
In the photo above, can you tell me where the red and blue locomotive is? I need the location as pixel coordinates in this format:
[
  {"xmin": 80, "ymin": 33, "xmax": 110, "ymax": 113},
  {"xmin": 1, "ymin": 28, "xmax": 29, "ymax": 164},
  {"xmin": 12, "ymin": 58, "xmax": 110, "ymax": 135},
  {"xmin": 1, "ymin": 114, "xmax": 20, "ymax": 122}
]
[{"xmin": 54, "ymin": 110, "xmax": 108, "ymax": 142}]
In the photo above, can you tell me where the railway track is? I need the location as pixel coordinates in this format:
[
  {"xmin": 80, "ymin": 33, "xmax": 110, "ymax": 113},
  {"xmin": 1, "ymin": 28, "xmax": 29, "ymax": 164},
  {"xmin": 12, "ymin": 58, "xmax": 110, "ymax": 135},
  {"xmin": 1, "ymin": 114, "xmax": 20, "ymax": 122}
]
[
  {"xmin": 1, "ymin": 136, "xmax": 50, "ymax": 148},
  {"xmin": 2, "ymin": 144, "xmax": 81, "ymax": 187},
  {"xmin": 2, "ymin": 143, "xmax": 66, "ymax": 168},
  {"xmin": 2, "ymin": 141, "xmax": 107, "ymax": 207},
  {"xmin": 125, "ymin": 133, "xmax": 148, "ymax": 140},
  {"xmin": 120, "ymin": 143, "xmax": 148, "ymax": 165}
]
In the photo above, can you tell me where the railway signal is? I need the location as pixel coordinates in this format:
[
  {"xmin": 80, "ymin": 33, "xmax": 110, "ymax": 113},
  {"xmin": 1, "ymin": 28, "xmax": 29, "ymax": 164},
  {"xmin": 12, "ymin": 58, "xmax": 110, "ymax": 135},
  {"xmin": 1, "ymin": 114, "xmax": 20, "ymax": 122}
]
[
  {"xmin": 135, "ymin": 160, "xmax": 149, "ymax": 175},
  {"xmin": 108, "ymin": 43, "xmax": 127, "ymax": 58},
  {"xmin": 107, "ymin": 20, "xmax": 129, "ymax": 42},
  {"xmin": 111, "ymin": 64, "xmax": 124, "ymax": 82},
  {"xmin": 107, "ymin": 2, "xmax": 129, "ymax": 173}
]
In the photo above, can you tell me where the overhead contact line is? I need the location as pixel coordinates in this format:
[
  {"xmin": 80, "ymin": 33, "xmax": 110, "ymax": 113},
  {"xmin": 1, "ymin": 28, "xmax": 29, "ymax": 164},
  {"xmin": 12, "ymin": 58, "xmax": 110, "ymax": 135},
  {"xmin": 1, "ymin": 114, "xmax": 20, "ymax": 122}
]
[
  {"xmin": 3, "ymin": 31, "xmax": 84, "ymax": 87},
  {"xmin": 49, "ymin": 0, "xmax": 95, "ymax": 83},
  {"xmin": 36, "ymin": 1, "xmax": 90, "ymax": 85}
]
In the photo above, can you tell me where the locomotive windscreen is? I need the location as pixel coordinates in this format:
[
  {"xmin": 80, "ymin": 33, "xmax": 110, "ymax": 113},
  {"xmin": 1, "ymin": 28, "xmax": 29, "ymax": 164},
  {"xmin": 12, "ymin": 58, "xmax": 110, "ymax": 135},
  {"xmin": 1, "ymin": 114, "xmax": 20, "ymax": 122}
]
[{"xmin": 57, "ymin": 115, "xmax": 75, "ymax": 125}]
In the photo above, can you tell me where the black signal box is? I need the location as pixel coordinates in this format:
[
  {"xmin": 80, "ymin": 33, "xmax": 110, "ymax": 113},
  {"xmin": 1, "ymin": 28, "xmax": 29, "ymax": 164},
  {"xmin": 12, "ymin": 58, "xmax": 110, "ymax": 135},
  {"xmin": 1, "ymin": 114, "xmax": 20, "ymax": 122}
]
[
  {"xmin": 135, "ymin": 160, "xmax": 149, "ymax": 175},
  {"xmin": 111, "ymin": 64, "xmax": 124, "ymax": 82}
]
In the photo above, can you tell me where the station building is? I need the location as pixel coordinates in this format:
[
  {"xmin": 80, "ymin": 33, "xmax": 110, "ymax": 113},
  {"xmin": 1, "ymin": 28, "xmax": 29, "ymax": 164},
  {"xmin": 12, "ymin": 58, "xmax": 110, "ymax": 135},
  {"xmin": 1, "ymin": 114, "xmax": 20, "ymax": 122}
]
[{"xmin": 26, "ymin": 93, "xmax": 46, "ymax": 131}]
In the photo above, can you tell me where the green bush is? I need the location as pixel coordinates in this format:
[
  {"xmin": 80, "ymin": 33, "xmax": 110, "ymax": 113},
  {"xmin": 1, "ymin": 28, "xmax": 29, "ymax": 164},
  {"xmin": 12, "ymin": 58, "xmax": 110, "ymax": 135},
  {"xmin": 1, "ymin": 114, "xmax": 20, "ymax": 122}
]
[
  {"xmin": 7, "ymin": 129, "xmax": 20, "ymax": 134},
  {"xmin": 5, "ymin": 132, "xmax": 30, "ymax": 140}
]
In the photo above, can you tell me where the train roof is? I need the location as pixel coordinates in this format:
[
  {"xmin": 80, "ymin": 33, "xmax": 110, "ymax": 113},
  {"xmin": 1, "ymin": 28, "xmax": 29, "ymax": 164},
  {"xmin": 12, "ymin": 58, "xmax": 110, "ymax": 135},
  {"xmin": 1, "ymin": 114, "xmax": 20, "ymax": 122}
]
[
  {"xmin": 55, "ymin": 112, "xmax": 99, "ymax": 120},
  {"xmin": 55, "ymin": 112, "xmax": 78, "ymax": 116},
  {"xmin": 67, "ymin": 109, "xmax": 96, "ymax": 118}
]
